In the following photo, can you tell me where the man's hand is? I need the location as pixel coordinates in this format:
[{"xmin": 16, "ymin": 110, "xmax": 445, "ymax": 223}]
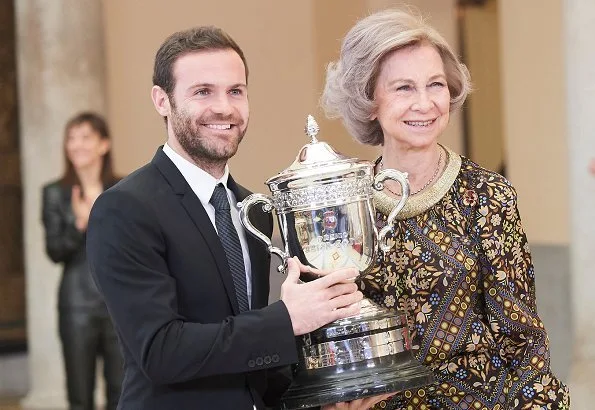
[
  {"xmin": 280, "ymin": 257, "xmax": 363, "ymax": 335},
  {"xmin": 321, "ymin": 393, "xmax": 393, "ymax": 410},
  {"xmin": 589, "ymin": 158, "xmax": 595, "ymax": 176}
]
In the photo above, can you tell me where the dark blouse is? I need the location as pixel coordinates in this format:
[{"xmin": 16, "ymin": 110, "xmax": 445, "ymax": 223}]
[{"xmin": 364, "ymin": 147, "xmax": 570, "ymax": 410}]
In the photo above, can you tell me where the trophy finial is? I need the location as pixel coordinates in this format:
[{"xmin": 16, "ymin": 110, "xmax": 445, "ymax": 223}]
[{"xmin": 305, "ymin": 115, "xmax": 319, "ymax": 143}]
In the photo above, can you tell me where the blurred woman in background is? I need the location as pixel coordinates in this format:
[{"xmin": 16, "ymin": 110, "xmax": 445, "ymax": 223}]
[{"xmin": 42, "ymin": 112, "xmax": 122, "ymax": 410}]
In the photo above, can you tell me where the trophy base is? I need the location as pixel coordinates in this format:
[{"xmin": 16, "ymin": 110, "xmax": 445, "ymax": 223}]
[
  {"xmin": 279, "ymin": 299, "xmax": 434, "ymax": 409},
  {"xmin": 279, "ymin": 350, "xmax": 434, "ymax": 409}
]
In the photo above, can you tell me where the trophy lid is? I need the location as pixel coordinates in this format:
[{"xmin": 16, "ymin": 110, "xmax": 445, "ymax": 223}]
[{"xmin": 266, "ymin": 115, "xmax": 369, "ymax": 187}]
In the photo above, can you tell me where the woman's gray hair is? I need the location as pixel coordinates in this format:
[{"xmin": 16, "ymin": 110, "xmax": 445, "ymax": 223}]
[{"xmin": 321, "ymin": 9, "xmax": 471, "ymax": 146}]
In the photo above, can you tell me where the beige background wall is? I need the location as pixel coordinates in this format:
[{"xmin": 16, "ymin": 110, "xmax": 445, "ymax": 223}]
[
  {"xmin": 463, "ymin": 0, "xmax": 505, "ymax": 174},
  {"xmin": 102, "ymin": 0, "xmax": 462, "ymax": 194},
  {"xmin": 499, "ymin": 0, "xmax": 568, "ymax": 244}
]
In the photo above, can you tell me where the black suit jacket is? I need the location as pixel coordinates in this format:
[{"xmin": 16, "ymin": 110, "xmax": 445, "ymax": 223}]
[{"xmin": 87, "ymin": 148, "xmax": 297, "ymax": 410}]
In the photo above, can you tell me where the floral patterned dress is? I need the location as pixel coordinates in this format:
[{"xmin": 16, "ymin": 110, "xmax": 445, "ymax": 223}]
[{"xmin": 364, "ymin": 146, "xmax": 570, "ymax": 410}]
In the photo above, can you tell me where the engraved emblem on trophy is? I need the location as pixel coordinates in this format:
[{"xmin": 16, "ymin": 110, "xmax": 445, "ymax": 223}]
[{"xmin": 239, "ymin": 115, "xmax": 434, "ymax": 409}]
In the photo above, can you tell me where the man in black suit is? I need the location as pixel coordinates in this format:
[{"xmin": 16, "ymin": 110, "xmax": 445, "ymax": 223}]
[{"xmin": 86, "ymin": 26, "xmax": 363, "ymax": 410}]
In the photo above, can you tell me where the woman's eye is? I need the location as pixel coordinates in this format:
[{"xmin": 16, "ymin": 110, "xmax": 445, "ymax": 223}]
[
  {"xmin": 396, "ymin": 85, "xmax": 411, "ymax": 92},
  {"xmin": 430, "ymin": 82, "xmax": 445, "ymax": 88}
]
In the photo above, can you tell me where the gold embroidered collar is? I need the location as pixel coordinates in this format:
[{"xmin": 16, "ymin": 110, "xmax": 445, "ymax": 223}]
[{"xmin": 374, "ymin": 145, "xmax": 461, "ymax": 220}]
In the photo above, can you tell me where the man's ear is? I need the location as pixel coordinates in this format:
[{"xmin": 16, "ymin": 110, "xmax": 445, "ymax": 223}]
[{"xmin": 151, "ymin": 86, "xmax": 171, "ymax": 117}]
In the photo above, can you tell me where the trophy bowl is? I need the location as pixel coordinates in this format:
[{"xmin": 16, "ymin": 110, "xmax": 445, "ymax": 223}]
[{"xmin": 239, "ymin": 116, "xmax": 434, "ymax": 409}]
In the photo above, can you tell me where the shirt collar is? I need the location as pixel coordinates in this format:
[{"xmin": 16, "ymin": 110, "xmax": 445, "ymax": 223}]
[{"xmin": 162, "ymin": 142, "xmax": 230, "ymax": 207}]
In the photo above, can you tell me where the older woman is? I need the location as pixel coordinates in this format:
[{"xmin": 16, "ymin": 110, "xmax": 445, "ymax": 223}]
[{"xmin": 321, "ymin": 9, "xmax": 570, "ymax": 410}]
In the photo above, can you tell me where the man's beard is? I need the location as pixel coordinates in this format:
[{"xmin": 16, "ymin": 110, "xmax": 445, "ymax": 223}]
[{"xmin": 169, "ymin": 105, "xmax": 247, "ymax": 164}]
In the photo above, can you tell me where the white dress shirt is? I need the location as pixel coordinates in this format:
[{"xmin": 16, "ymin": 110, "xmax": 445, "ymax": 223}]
[{"xmin": 162, "ymin": 143, "xmax": 253, "ymax": 308}]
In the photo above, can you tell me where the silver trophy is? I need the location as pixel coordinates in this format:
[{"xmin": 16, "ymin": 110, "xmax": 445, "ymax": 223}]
[{"xmin": 239, "ymin": 116, "xmax": 434, "ymax": 409}]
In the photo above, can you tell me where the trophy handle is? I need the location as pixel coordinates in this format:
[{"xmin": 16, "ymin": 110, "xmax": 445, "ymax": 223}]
[
  {"xmin": 238, "ymin": 193, "xmax": 289, "ymax": 273},
  {"xmin": 373, "ymin": 169, "xmax": 410, "ymax": 252}
]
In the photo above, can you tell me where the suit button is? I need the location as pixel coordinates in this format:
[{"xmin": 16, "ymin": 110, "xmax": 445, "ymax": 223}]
[
  {"xmin": 256, "ymin": 357, "xmax": 264, "ymax": 366},
  {"xmin": 272, "ymin": 354, "xmax": 280, "ymax": 363},
  {"xmin": 264, "ymin": 355, "xmax": 272, "ymax": 364},
  {"xmin": 248, "ymin": 360, "xmax": 255, "ymax": 368}
]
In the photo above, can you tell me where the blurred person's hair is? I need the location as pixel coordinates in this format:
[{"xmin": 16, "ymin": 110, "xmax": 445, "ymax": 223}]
[
  {"xmin": 322, "ymin": 8, "xmax": 472, "ymax": 146},
  {"xmin": 61, "ymin": 111, "xmax": 116, "ymax": 187}
]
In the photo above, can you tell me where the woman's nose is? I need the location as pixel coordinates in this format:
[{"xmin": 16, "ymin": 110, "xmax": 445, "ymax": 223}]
[{"xmin": 411, "ymin": 90, "xmax": 433, "ymax": 112}]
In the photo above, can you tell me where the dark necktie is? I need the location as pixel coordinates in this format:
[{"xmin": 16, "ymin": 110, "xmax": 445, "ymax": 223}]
[{"xmin": 210, "ymin": 183, "xmax": 249, "ymax": 312}]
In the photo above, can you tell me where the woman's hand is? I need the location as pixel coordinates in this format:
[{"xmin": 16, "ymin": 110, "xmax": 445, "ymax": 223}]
[
  {"xmin": 321, "ymin": 394, "xmax": 393, "ymax": 410},
  {"xmin": 71, "ymin": 185, "xmax": 102, "ymax": 231}
]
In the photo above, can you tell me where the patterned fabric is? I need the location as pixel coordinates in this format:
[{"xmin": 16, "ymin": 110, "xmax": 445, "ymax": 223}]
[
  {"xmin": 364, "ymin": 150, "xmax": 570, "ymax": 409},
  {"xmin": 210, "ymin": 183, "xmax": 249, "ymax": 312}
]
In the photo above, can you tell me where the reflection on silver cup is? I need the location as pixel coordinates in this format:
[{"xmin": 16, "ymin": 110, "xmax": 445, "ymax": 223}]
[
  {"xmin": 239, "ymin": 115, "xmax": 434, "ymax": 409},
  {"xmin": 290, "ymin": 203, "xmax": 374, "ymax": 273}
]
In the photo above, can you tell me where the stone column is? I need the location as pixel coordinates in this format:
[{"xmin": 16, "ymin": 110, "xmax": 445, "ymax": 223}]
[
  {"xmin": 564, "ymin": 0, "xmax": 595, "ymax": 406},
  {"xmin": 15, "ymin": 1, "xmax": 106, "ymax": 408}
]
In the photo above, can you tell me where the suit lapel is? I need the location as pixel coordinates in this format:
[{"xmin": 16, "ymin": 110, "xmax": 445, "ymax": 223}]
[{"xmin": 152, "ymin": 148, "xmax": 240, "ymax": 314}]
